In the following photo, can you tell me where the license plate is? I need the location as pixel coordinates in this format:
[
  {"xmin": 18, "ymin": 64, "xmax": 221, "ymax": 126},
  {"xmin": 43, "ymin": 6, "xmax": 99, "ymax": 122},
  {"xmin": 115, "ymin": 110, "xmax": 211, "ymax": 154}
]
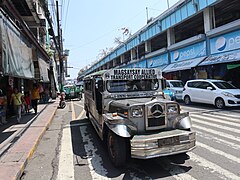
[{"xmin": 158, "ymin": 136, "xmax": 180, "ymax": 147}]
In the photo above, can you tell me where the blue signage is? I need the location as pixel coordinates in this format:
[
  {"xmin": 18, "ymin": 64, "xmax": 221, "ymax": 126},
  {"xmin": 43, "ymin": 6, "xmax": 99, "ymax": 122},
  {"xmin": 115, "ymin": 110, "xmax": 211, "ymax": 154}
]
[
  {"xmin": 147, "ymin": 54, "xmax": 169, "ymax": 68},
  {"xmin": 126, "ymin": 60, "xmax": 147, "ymax": 68},
  {"xmin": 210, "ymin": 30, "xmax": 240, "ymax": 54},
  {"xmin": 170, "ymin": 41, "xmax": 206, "ymax": 63}
]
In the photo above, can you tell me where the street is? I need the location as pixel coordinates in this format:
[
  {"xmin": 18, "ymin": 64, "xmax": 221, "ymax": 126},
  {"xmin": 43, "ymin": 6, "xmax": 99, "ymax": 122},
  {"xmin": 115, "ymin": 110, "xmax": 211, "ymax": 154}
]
[{"xmin": 21, "ymin": 99, "xmax": 240, "ymax": 180}]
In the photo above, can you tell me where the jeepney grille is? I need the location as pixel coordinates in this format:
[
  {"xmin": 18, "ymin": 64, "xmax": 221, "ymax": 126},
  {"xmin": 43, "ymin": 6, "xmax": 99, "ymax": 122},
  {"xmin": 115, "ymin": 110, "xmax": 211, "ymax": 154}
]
[{"xmin": 146, "ymin": 103, "xmax": 166, "ymax": 130}]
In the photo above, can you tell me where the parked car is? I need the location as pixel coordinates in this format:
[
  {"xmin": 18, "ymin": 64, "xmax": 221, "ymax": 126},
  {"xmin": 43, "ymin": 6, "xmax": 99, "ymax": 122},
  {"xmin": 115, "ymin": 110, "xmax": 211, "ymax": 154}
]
[
  {"xmin": 182, "ymin": 79, "xmax": 240, "ymax": 109},
  {"xmin": 163, "ymin": 80, "xmax": 184, "ymax": 101}
]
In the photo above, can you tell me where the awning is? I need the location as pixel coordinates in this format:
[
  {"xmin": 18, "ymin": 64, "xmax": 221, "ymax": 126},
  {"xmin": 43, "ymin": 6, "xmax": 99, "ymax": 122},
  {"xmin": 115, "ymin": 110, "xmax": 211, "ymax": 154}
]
[
  {"xmin": 198, "ymin": 50, "xmax": 240, "ymax": 66},
  {"xmin": 163, "ymin": 57, "xmax": 206, "ymax": 73},
  {"xmin": 39, "ymin": 58, "xmax": 50, "ymax": 82}
]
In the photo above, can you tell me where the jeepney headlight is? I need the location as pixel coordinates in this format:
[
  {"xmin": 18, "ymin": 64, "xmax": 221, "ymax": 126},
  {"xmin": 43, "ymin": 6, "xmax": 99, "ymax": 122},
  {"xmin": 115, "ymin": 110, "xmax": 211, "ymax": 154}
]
[
  {"xmin": 131, "ymin": 106, "xmax": 143, "ymax": 118},
  {"xmin": 167, "ymin": 104, "xmax": 179, "ymax": 114}
]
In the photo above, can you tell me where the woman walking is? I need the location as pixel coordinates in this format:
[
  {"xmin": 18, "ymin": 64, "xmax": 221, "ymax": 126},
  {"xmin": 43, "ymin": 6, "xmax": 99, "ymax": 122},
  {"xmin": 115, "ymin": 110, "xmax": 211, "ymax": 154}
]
[
  {"xmin": 10, "ymin": 88, "xmax": 25, "ymax": 123},
  {"xmin": 31, "ymin": 83, "xmax": 40, "ymax": 114}
]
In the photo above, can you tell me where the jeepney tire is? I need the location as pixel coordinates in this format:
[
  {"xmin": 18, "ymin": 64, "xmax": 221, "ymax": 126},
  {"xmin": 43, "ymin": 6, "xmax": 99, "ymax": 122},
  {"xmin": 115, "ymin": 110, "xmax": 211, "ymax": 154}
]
[{"xmin": 107, "ymin": 131, "xmax": 128, "ymax": 167}]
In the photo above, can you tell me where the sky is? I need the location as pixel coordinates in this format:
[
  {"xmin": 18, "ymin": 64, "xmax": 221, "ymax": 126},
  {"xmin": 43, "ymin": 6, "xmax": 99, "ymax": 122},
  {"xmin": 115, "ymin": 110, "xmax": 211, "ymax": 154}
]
[{"xmin": 57, "ymin": 0, "xmax": 179, "ymax": 79}]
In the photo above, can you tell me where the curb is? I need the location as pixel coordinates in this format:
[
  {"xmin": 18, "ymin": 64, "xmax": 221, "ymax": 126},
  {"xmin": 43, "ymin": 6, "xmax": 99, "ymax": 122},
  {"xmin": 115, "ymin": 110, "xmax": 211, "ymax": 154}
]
[{"xmin": 0, "ymin": 100, "xmax": 59, "ymax": 180}]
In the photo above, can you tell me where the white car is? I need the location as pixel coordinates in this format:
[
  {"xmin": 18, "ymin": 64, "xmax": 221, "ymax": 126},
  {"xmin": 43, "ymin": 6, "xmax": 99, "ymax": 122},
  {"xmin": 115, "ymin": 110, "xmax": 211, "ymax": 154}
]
[
  {"xmin": 165, "ymin": 80, "xmax": 184, "ymax": 101},
  {"xmin": 182, "ymin": 79, "xmax": 240, "ymax": 109}
]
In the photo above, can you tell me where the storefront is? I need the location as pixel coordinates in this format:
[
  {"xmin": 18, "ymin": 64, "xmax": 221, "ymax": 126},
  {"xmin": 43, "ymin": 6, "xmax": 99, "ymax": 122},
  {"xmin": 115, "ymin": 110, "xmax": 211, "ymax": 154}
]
[
  {"xmin": 199, "ymin": 29, "xmax": 240, "ymax": 87},
  {"xmin": 163, "ymin": 41, "xmax": 207, "ymax": 82}
]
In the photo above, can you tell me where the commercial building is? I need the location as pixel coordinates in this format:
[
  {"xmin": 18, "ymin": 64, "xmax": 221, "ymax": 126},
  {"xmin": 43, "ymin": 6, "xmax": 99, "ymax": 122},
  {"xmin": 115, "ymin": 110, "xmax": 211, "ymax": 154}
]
[{"xmin": 79, "ymin": 0, "xmax": 240, "ymax": 88}]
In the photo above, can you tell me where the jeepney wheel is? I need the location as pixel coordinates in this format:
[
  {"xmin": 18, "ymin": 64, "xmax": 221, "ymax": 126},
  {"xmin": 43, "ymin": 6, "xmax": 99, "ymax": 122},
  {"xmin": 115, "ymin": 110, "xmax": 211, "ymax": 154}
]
[{"xmin": 107, "ymin": 131, "xmax": 128, "ymax": 167}]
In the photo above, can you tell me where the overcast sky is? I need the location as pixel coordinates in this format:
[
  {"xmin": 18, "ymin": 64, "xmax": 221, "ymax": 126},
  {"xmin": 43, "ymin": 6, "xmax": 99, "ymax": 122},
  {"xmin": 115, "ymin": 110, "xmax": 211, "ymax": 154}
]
[{"xmin": 58, "ymin": 0, "xmax": 179, "ymax": 79}]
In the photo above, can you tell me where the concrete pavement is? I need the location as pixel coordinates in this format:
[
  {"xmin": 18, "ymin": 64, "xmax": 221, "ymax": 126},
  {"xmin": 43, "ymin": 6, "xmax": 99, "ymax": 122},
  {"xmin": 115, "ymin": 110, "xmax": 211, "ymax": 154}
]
[{"xmin": 0, "ymin": 100, "xmax": 59, "ymax": 180}]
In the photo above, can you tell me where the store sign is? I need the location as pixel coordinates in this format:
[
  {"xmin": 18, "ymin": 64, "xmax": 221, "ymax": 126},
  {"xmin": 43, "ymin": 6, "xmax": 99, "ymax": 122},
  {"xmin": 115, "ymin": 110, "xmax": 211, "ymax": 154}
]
[
  {"xmin": 170, "ymin": 41, "xmax": 206, "ymax": 63},
  {"xmin": 199, "ymin": 49, "xmax": 240, "ymax": 66},
  {"xmin": 147, "ymin": 54, "xmax": 168, "ymax": 68},
  {"xmin": 210, "ymin": 30, "xmax": 240, "ymax": 54},
  {"xmin": 125, "ymin": 60, "xmax": 146, "ymax": 68}
]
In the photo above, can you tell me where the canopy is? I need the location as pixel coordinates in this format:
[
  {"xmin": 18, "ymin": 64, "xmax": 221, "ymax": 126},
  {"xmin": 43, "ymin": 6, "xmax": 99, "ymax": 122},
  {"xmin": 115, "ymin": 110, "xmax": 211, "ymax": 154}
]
[
  {"xmin": 163, "ymin": 57, "xmax": 206, "ymax": 73},
  {"xmin": 199, "ymin": 50, "xmax": 240, "ymax": 66}
]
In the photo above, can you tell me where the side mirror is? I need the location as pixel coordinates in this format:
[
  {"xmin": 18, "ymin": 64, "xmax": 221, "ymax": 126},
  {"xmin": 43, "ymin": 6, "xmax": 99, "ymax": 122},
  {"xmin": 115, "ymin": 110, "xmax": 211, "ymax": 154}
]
[{"xmin": 207, "ymin": 87, "xmax": 213, "ymax": 90}]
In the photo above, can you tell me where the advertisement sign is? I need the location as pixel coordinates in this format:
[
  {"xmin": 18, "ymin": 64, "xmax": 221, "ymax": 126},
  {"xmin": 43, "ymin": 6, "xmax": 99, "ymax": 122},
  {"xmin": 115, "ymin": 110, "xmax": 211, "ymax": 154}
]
[
  {"xmin": 210, "ymin": 29, "xmax": 240, "ymax": 54},
  {"xmin": 170, "ymin": 41, "xmax": 206, "ymax": 63},
  {"xmin": 147, "ymin": 54, "xmax": 169, "ymax": 68}
]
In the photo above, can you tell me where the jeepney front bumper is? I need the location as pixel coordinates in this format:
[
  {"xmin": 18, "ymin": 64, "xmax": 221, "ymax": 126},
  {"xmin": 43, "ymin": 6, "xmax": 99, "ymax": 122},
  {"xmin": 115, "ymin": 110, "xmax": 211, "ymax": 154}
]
[{"xmin": 130, "ymin": 129, "xmax": 196, "ymax": 159}]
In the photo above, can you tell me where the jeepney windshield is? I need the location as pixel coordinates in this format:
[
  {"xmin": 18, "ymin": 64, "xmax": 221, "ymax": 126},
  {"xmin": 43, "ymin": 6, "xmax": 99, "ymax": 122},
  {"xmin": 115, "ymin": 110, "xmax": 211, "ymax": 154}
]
[{"xmin": 107, "ymin": 79, "xmax": 159, "ymax": 92}]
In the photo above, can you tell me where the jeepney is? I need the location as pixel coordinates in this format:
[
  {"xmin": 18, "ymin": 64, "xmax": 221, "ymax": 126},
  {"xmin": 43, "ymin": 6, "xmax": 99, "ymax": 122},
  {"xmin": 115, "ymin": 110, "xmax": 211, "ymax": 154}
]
[
  {"xmin": 83, "ymin": 68, "xmax": 196, "ymax": 167},
  {"xmin": 63, "ymin": 84, "xmax": 82, "ymax": 100}
]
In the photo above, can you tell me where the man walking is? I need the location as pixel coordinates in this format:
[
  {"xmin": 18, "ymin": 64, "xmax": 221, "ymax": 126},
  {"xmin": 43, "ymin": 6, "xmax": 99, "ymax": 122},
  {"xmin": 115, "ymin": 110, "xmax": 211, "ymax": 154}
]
[{"xmin": 31, "ymin": 83, "xmax": 40, "ymax": 114}]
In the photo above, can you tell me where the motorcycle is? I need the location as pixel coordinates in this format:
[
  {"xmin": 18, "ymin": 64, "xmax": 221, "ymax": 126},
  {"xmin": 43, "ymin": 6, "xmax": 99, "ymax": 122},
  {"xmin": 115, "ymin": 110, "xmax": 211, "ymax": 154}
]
[{"xmin": 59, "ymin": 92, "xmax": 66, "ymax": 108}]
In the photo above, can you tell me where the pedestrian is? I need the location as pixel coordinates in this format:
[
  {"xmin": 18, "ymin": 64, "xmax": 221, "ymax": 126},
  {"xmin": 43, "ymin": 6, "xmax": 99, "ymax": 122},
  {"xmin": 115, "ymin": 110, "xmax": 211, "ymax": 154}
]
[
  {"xmin": 10, "ymin": 88, "xmax": 25, "ymax": 123},
  {"xmin": 31, "ymin": 83, "xmax": 40, "ymax": 114},
  {"xmin": 24, "ymin": 91, "xmax": 31, "ymax": 113},
  {"xmin": 0, "ymin": 89, "xmax": 7, "ymax": 125}
]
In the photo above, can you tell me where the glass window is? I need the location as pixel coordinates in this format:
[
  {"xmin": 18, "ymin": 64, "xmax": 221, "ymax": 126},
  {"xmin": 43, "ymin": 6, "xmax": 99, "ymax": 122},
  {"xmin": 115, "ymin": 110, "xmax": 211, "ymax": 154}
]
[
  {"xmin": 107, "ymin": 79, "xmax": 159, "ymax": 92},
  {"xmin": 170, "ymin": 81, "xmax": 184, "ymax": 87},
  {"xmin": 212, "ymin": 81, "xmax": 237, "ymax": 89}
]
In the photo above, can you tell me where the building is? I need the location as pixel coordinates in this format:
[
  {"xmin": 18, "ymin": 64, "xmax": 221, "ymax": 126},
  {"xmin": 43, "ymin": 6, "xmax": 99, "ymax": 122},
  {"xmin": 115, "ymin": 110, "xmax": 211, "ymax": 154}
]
[
  {"xmin": 0, "ymin": 0, "xmax": 59, "ymax": 117},
  {"xmin": 78, "ymin": 0, "xmax": 240, "ymax": 88}
]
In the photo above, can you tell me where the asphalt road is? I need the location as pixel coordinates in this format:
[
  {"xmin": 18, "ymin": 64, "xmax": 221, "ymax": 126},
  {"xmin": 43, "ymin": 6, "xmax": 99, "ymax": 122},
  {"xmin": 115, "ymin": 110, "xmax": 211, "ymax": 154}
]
[{"xmin": 21, "ymin": 99, "xmax": 240, "ymax": 180}]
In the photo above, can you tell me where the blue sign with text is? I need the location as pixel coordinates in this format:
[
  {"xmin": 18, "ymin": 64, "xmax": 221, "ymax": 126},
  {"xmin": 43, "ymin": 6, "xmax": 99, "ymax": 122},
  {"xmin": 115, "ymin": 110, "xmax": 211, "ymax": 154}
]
[
  {"xmin": 147, "ymin": 53, "xmax": 169, "ymax": 68},
  {"xmin": 170, "ymin": 41, "xmax": 206, "ymax": 63},
  {"xmin": 210, "ymin": 29, "xmax": 240, "ymax": 54}
]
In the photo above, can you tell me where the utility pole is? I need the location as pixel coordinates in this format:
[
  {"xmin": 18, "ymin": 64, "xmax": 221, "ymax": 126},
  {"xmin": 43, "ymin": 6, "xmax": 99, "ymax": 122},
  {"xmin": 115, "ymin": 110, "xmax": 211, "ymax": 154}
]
[{"xmin": 56, "ymin": 0, "xmax": 64, "ymax": 92}]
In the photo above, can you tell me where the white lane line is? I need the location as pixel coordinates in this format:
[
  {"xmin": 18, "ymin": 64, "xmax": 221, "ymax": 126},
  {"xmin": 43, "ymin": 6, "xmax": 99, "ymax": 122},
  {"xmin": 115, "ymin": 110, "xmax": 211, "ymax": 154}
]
[
  {"xmin": 191, "ymin": 113, "xmax": 240, "ymax": 123},
  {"xmin": 193, "ymin": 124, "xmax": 240, "ymax": 143},
  {"xmin": 71, "ymin": 101, "xmax": 76, "ymax": 120},
  {"xmin": 204, "ymin": 112, "xmax": 240, "ymax": 119},
  {"xmin": 57, "ymin": 125, "xmax": 74, "ymax": 180},
  {"xmin": 80, "ymin": 125, "xmax": 110, "ymax": 180},
  {"xmin": 196, "ymin": 142, "xmax": 240, "ymax": 164},
  {"xmin": 76, "ymin": 110, "xmax": 85, "ymax": 120},
  {"xmin": 74, "ymin": 103, "xmax": 84, "ymax": 108},
  {"xmin": 191, "ymin": 114, "xmax": 240, "ymax": 128},
  {"xmin": 189, "ymin": 152, "xmax": 240, "ymax": 180},
  {"xmin": 192, "ymin": 118, "xmax": 240, "ymax": 134},
  {"xmin": 196, "ymin": 131, "xmax": 240, "ymax": 150}
]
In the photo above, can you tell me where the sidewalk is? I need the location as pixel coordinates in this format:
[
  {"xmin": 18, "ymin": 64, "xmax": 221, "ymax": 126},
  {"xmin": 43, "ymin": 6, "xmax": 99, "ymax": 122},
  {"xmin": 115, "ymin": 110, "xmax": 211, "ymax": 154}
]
[{"xmin": 0, "ymin": 100, "xmax": 59, "ymax": 180}]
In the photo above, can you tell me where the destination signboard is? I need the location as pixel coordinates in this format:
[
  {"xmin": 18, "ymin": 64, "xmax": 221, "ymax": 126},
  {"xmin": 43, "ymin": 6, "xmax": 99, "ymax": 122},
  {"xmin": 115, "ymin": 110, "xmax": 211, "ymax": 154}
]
[{"xmin": 103, "ymin": 68, "xmax": 162, "ymax": 80}]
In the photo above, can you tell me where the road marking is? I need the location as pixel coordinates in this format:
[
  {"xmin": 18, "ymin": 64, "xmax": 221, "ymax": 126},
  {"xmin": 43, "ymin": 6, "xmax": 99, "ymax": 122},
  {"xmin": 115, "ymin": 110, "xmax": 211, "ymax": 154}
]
[
  {"xmin": 191, "ymin": 114, "xmax": 240, "ymax": 128},
  {"xmin": 74, "ymin": 103, "xmax": 84, "ymax": 108},
  {"xmin": 192, "ymin": 118, "xmax": 240, "ymax": 134},
  {"xmin": 196, "ymin": 142, "xmax": 240, "ymax": 164},
  {"xmin": 205, "ymin": 112, "xmax": 240, "ymax": 119},
  {"xmin": 191, "ymin": 113, "xmax": 240, "ymax": 123},
  {"xmin": 71, "ymin": 101, "xmax": 76, "ymax": 120},
  {"xmin": 57, "ymin": 124, "xmax": 74, "ymax": 180},
  {"xmin": 76, "ymin": 110, "xmax": 85, "ymax": 120},
  {"xmin": 193, "ymin": 124, "xmax": 240, "ymax": 143},
  {"xmin": 196, "ymin": 131, "xmax": 240, "ymax": 150},
  {"xmin": 189, "ymin": 152, "xmax": 240, "ymax": 180},
  {"xmin": 80, "ymin": 126, "xmax": 110, "ymax": 180}
]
